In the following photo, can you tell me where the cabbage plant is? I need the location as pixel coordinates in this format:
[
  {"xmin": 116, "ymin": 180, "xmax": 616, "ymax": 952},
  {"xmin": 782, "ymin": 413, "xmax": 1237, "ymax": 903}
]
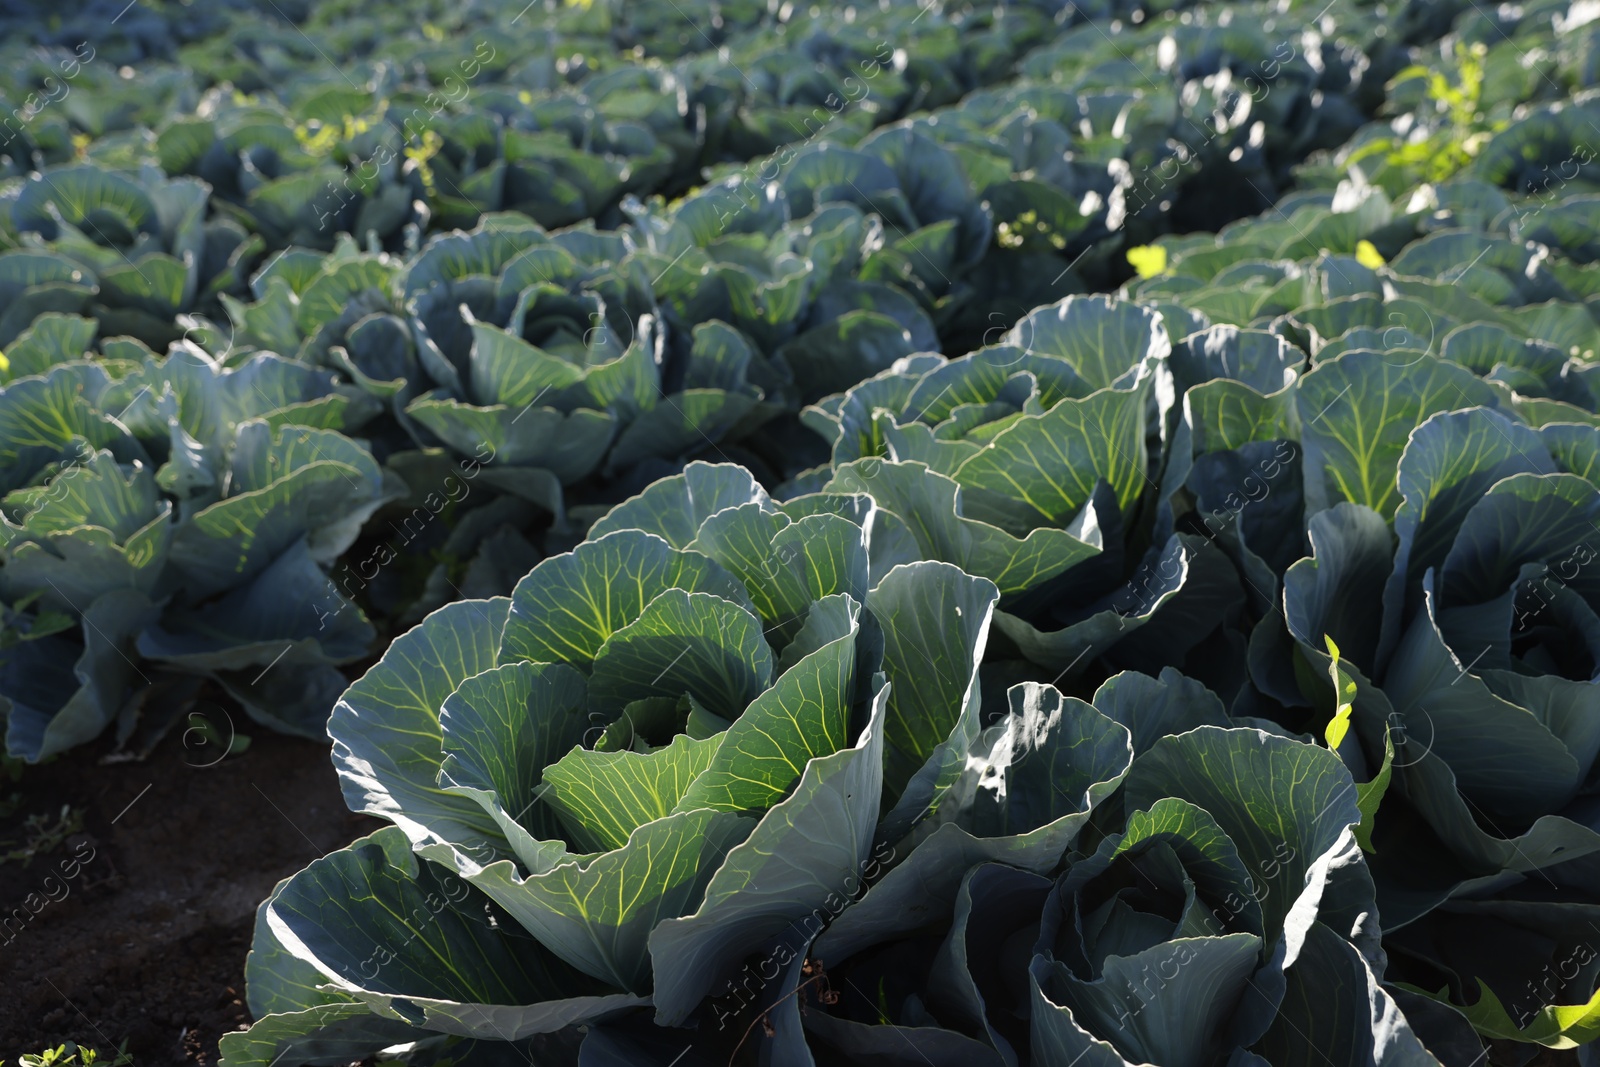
[
  {"xmin": 0, "ymin": 343, "xmax": 400, "ymax": 760},
  {"xmin": 8, "ymin": 164, "xmax": 264, "ymax": 348},
  {"xmin": 1276, "ymin": 398, "xmax": 1600, "ymax": 1042},
  {"xmin": 796, "ymin": 295, "xmax": 1251, "ymax": 690},
  {"xmin": 226, "ymin": 455, "xmax": 1464, "ymax": 1066}
]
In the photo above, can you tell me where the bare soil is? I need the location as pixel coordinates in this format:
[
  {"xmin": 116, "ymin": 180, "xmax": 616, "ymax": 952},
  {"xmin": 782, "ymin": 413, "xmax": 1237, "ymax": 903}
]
[{"xmin": 0, "ymin": 725, "xmax": 379, "ymax": 1065}]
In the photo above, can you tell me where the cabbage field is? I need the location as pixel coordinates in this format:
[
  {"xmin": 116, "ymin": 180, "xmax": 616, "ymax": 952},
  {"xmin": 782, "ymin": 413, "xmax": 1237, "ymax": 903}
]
[{"xmin": 2, "ymin": 0, "xmax": 1600, "ymax": 1063}]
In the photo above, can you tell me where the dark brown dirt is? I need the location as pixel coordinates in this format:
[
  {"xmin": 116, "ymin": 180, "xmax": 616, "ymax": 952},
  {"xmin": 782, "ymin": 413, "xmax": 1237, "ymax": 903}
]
[{"xmin": 0, "ymin": 721, "xmax": 379, "ymax": 1065}]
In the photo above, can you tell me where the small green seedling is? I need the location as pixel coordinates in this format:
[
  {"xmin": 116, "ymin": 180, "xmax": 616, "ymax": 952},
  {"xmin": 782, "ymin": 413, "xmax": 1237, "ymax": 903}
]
[{"xmin": 11, "ymin": 1040, "xmax": 134, "ymax": 1066}]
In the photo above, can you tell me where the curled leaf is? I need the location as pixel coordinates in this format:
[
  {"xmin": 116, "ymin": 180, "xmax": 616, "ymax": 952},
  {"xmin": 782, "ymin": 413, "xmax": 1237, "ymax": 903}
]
[{"xmin": 1322, "ymin": 635, "xmax": 1355, "ymax": 752}]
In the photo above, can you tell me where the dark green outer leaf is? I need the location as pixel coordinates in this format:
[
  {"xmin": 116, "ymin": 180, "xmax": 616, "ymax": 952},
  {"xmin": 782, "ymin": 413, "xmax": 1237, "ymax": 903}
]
[
  {"xmin": 867, "ymin": 560, "xmax": 999, "ymax": 822},
  {"xmin": 462, "ymin": 806, "xmax": 754, "ymax": 993},
  {"xmin": 437, "ymin": 661, "xmax": 592, "ymax": 859},
  {"xmin": 1039, "ymin": 934, "xmax": 1263, "ymax": 1067},
  {"xmin": 1381, "ymin": 582, "xmax": 1580, "ymax": 822},
  {"xmin": 1091, "ymin": 668, "xmax": 1230, "ymax": 756},
  {"xmin": 824, "ymin": 459, "xmax": 1101, "ymax": 596},
  {"xmin": 330, "ymin": 598, "xmax": 511, "ymax": 859},
  {"xmin": 1438, "ymin": 472, "xmax": 1600, "ymax": 610},
  {"xmin": 264, "ymin": 827, "xmax": 642, "ymax": 1038},
  {"xmin": 1121, "ymin": 726, "xmax": 1363, "ymax": 943},
  {"xmin": 804, "ymin": 1011, "xmax": 1009, "ymax": 1067},
  {"xmin": 1253, "ymin": 921, "xmax": 1441, "ymax": 1066},
  {"xmin": 1295, "ymin": 351, "xmax": 1501, "ymax": 521},
  {"xmin": 927, "ymin": 863, "xmax": 1052, "ymax": 1063},
  {"xmin": 404, "ymin": 394, "xmax": 614, "ymax": 484},
  {"xmin": 587, "ymin": 462, "xmax": 769, "ymax": 547},
  {"xmin": 1029, "ymin": 954, "xmax": 1144, "ymax": 1067},
  {"xmin": 1006, "ymin": 294, "xmax": 1171, "ymax": 395},
  {"xmin": 1283, "ymin": 502, "xmax": 1393, "ymax": 674},
  {"xmin": 217, "ymin": 1003, "xmax": 423, "ymax": 1067},
  {"xmin": 3, "ymin": 588, "xmax": 159, "ymax": 763},
  {"xmin": 818, "ymin": 683, "xmax": 1130, "ymax": 964},
  {"xmin": 245, "ymin": 871, "xmax": 355, "ymax": 1021},
  {"xmin": 954, "ymin": 386, "xmax": 1149, "ymax": 529},
  {"xmin": 1379, "ymin": 408, "xmax": 1554, "ymax": 669}
]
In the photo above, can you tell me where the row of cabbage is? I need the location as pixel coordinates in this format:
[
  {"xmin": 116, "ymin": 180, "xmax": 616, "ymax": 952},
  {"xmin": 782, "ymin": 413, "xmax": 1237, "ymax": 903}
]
[
  {"xmin": 0, "ymin": 0, "xmax": 1112, "ymax": 249},
  {"xmin": 224, "ymin": 27, "xmax": 1600, "ymax": 1057},
  {"xmin": 0, "ymin": 0, "xmax": 1432, "ymax": 762},
  {"xmin": 0, "ymin": 0, "xmax": 1398, "ymax": 270},
  {"xmin": 0, "ymin": 0, "xmax": 1143, "ymax": 760},
  {"xmin": 225, "ymin": 290, "xmax": 1600, "ymax": 1064}
]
